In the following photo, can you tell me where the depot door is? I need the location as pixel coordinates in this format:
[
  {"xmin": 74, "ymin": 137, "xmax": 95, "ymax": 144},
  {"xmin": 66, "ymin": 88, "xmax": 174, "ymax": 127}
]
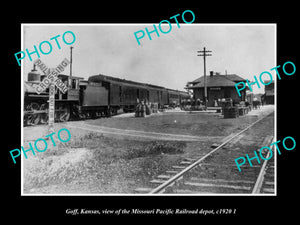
[{"xmin": 208, "ymin": 89, "xmax": 221, "ymax": 107}]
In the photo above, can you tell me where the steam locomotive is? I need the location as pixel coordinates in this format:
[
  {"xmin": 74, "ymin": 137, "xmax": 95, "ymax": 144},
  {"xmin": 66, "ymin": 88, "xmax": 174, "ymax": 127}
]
[{"xmin": 24, "ymin": 68, "xmax": 190, "ymax": 126}]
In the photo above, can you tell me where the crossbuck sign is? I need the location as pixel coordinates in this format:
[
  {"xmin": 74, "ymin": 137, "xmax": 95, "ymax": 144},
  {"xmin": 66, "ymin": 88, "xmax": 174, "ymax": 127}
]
[
  {"xmin": 33, "ymin": 58, "xmax": 70, "ymax": 131},
  {"xmin": 34, "ymin": 58, "xmax": 70, "ymax": 94}
]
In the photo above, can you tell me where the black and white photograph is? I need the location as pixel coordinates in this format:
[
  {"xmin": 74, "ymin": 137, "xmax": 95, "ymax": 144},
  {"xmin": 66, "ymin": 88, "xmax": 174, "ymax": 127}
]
[
  {"xmin": 4, "ymin": 5, "xmax": 298, "ymax": 220},
  {"xmin": 21, "ymin": 24, "xmax": 276, "ymax": 195}
]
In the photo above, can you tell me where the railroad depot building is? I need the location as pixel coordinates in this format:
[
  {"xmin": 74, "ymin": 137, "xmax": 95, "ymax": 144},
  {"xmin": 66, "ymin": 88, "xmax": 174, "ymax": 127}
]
[
  {"xmin": 186, "ymin": 71, "xmax": 246, "ymax": 107},
  {"xmin": 261, "ymin": 80, "xmax": 274, "ymax": 104}
]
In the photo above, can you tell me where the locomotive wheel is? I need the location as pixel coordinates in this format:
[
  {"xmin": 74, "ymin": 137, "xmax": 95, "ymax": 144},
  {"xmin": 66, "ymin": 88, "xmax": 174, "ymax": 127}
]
[
  {"xmin": 25, "ymin": 102, "xmax": 41, "ymax": 126},
  {"xmin": 40, "ymin": 103, "xmax": 48, "ymax": 124},
  {"xmin": 90, "ymin": 111, "xmax": 97, "ymax": 119},
  {"xmin": 78, "ymin": 111, "xmax": 87, "ymax": 120},
  {"xmin": 85, "ymin": 111, "xmax": 91, "ymax": 119},
  {"xmin": 30, "ymin": 114, "xmax": 41, "ymax": 126},
  {"xmin": 105, "ymin": 108, "xmax": 112, "ymax": 117},
  {"xmin": 56, "ymin": 105, "xmax": 70, "ymax": 122},
  {"xmin": 111, "ymin": 107, "xmax": 117, "ymax": 116},
  {"xmin": 24, "ymin": 114, "xmax": 31, "ymax": 126}
]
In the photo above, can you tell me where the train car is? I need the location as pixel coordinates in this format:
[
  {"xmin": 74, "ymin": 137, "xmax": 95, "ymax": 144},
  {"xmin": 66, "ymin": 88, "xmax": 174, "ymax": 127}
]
[
  {"xmin": 167, "ymin": 89, "xmax": 180, "ymax": 107},
  {"xmin": 78, "ymin": 79, "xmax": 110, "ymax": 118},
  {"xmin": 88, "ymin": 74, "xmax": 146, "ymax": 113},
  {"xmin": 178, "ymin": 90, "xmax": 191, "ymax": 109},
  {"xmin": 161, "ymin": 89, "xmax": 169, "ymax": 107},
  {"xmin": 145, "ymin": 84, "xmax": 168, "ymax": 108},
  {"xmin": 178, "ymin": 90, "xmax": 190, "ymax": 103},
  {"xmin": 87, "ymin": 74, "xmax": 168, "ymax": 113},
  {"xmin": 165, "ymin": 89, "xmax": 190, "ymax": 108}
]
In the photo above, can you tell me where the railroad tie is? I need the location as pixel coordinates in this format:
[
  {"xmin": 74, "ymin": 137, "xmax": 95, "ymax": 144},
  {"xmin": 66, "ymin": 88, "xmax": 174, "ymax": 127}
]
[
  {"xmin": 262, "ymin": 188, "xmax": 274, "ymax": 193},
  {"xmin": 184, "ymin": 182, "xmax": 251, "ymax": 191},
  {"xmin": 173, "ymin": 189, "xmax": 217, "ymax": 194},
  {"xmin": 264, "ymin": 181, "xmax": 274, "ymax": 186},
  {"xmin": 157, "ymin": 174, "xmax": 172, "ymax": 179},
  {"xmin": 172, "ymin": 165, "xmax": 186, "ymax": 170},
  {"xmin": 150, "ymin": 179, "xmax": 169, "ymax": 184},
  {"xmin": 134, "ymin": 187, "xmax": 153, "ymax": 194},
  {"xmin": 189, "ymin": 177, "xmax": 255, "ymax": 185},
  {"xmin": 261, "ymin": 135, "xmax": 274, "ymax": 147},
  {"xmin": 165, "ymin": 170, "xmax": 180, "ymax": 174},
  {"xmin": 180, "ymin": 161, "xmax": 193, "ymax": 165},
  {"xmin": 184, "ymin": 157, "xmax": 197, "ymax": 161}
]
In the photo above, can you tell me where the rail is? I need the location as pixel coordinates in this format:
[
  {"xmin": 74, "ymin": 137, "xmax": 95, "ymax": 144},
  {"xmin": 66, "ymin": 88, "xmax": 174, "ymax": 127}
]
[
  {"xmin": 149, "ymin": 115, "xmax": 269, "ymax": 194},
  {"xmin": 252, "ymin": 137, "xmax": 275, "ymax": 194}
]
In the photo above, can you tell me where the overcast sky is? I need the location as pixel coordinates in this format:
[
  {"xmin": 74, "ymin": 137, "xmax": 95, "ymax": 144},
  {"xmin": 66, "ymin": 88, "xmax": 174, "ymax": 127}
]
[{"xmin": 22, "ymin": 24, "xmax": 275, "ymax": 93}]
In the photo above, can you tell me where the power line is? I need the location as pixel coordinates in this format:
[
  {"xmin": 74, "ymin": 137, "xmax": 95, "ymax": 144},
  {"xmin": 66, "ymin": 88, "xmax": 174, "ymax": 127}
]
[
  {"xmin": 70, "ymin": 46, "xmax": 74, "ymax": 78},
  {"xmin": 197, "ymin": 47, "xmax": 212, "ymax": 108}
]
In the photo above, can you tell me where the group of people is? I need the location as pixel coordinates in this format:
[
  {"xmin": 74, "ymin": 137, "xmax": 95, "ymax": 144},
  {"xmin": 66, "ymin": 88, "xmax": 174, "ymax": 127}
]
[
  {"xmin": 134, "ymin": 96, "xmax": 262, "ymax": 115},
  {"xmin": 135, "ymin": 99, "xmax": 158, "ymax": 117}
]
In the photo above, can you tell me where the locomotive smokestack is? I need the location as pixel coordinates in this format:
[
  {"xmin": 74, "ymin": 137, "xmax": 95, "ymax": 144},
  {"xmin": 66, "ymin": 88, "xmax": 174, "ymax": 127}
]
[{"xmin": 28, "ymin": 63, "xmax": 40, "ymax": 82}]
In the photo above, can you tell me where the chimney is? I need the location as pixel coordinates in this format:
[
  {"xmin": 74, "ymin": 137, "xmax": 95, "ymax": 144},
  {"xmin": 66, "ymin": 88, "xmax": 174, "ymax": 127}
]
[
  {"xmin": 27, "ymin": 63, "xmax": 40, "ymax": 82},
  {"xmin": 209, "ymin": 71, "xmax": 214, "ymax": 77},
  {"xmin": 32, "ymin": 64, "xmax": 37, "ymax": 72}
]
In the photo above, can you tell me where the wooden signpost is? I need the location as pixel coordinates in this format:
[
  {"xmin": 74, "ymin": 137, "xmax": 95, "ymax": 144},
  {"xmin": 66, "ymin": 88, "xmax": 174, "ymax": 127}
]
[{"xmin": 33, "ymin": 58, "xmax": 70, "ymax": 132}]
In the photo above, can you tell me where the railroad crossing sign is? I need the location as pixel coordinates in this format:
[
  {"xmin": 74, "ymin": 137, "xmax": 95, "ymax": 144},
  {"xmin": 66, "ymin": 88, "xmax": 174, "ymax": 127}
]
[
  {"xmin": 34, "ymin": 58, "xmax": 70, "ymax": 94},
  {"xmin": 33, "ymin": 58, "xmax": 70, "ymax": 132}
]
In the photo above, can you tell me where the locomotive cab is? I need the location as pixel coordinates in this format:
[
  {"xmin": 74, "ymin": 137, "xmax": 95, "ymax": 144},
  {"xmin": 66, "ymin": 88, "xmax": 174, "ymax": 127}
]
[
  {"xmin": 61, "ymin": 75, "xmax": 82, "ymax": 101},
  {"xmin": 40, "ymin": 74, "xmax": 82, "ymax": 100}
]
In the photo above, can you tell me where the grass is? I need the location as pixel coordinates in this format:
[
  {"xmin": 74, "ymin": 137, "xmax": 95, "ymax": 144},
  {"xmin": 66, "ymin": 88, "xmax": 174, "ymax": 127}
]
[
  {"xmin": 85, "ymin": 112, "xmax": 257, "ymax": 137},
  {"xmin": 23, "ymin": 131, "xmax": 189, "ymax": 193},
  {"xmin": 125, "ymin": 141, "xmax": 186, "ymax": 159}
]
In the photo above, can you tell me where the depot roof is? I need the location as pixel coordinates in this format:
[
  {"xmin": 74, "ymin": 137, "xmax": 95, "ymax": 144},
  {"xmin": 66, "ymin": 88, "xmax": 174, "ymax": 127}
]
[{"xmin": 187, "ymin": 74, "xmax": 246, "ymax": 89}]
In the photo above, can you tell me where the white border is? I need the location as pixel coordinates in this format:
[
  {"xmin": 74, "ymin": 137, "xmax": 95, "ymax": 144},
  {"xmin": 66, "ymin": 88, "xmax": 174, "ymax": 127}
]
[{"xmin": 21, "ymin": 23, "xmax": 277, "ymax": 196}]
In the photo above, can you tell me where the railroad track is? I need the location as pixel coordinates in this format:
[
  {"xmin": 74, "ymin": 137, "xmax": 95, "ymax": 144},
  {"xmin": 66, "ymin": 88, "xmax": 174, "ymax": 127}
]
[
  {"xmin": 134, "ymin": 114, "xmax": 275, "ymax": 195},
  {"xmin": 252, "ymin": 144, "xmax": 275, "ymax": 194}
]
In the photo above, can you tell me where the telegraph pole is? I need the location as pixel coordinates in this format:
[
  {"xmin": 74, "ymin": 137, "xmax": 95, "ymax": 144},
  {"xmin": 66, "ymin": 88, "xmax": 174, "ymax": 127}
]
[
  {"xmin": 197, "ymin": 47, "xmax": 212, "ymax": 109},
  {"xmin": 70, "ymin": 46, "xmax": 74, "ymax": 78}
]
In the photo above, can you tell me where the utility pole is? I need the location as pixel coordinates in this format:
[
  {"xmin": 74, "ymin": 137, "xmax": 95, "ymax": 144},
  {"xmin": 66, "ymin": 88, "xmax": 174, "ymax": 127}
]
[
  {"xmin": 197, "ymin": 47, "xmax": 212, "ymax": 109},
  {"xmin": 70, "ymin": 46, "xmax": 74, "ymax": 78}
]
